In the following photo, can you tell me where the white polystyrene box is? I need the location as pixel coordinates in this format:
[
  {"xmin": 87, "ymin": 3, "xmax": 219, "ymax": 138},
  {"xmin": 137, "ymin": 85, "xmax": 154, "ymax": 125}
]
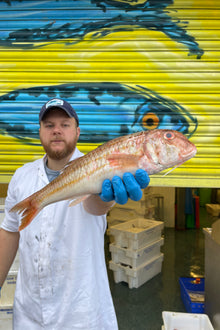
[
  {"xmin": 109, "ymin": 253, "xmax": 163, "ymax": 289},
  {"xmin": 109, "ymin": 218, "xmax": 164, "ymax": 250},
  {"xmin": 162, "ymin": 311, "xmax": 214, "ymax": 330},
  {"xmin": 109, "ymin": 237, "xmax": 164, "ymax": 268},
  {"xmin": 0, "ymin": 271, "xmax": 17, "ymax": 306},
  {"xmin": 0, "ymin": 305, "xmax": 13, "ymax": 330}
]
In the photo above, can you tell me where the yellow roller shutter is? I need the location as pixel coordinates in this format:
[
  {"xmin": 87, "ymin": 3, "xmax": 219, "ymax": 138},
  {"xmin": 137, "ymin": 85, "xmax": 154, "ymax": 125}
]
[{"xmin": 0, "ymin": 0, "xmax": 219, "ymax": 187}]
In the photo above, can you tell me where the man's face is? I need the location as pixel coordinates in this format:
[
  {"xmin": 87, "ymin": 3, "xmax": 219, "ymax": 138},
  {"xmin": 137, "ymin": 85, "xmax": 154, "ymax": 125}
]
[{"xmin": 39, "ymin": 108, "xmax": 80, "ymax": 161}]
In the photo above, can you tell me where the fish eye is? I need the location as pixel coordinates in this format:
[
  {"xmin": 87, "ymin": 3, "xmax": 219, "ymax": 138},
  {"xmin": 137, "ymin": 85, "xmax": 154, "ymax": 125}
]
[
  {"xmin": 164, "ymin": 132, "xmax": 175, "ymax": 140},
  {"xmin": 142, "ymin": 113, "xmax": 159, "ymax": 130}
]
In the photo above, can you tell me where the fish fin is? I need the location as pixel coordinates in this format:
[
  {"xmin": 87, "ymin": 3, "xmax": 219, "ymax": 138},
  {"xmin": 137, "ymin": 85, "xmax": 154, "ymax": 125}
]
[
  {"xmin": 68, "ymin": 195, "xmax": 90, "ymax": 207},
  {"xmin": 10, "ymin": 197, "xmax": 40, "ymax": 231},
  {"xmin": 162, "ymin": 163, "xmax": 183, "ymax": 176},
  {"xmin": 107, "ymin": 154, "xmax": 141, "ymax": 169}
]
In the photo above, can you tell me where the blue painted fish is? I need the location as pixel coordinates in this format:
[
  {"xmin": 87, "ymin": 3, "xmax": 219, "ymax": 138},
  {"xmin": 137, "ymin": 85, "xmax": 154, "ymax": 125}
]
[
  {"xmin": 0, "ymin": 0, "xmax": 203, "ymax": 58},
  {"xmin": 0, "ymin": 83, "xmax": 198, "ymax": 143}
]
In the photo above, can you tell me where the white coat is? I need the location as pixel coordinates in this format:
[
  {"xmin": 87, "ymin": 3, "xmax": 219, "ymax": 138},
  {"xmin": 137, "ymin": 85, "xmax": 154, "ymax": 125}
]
[{"xmin": 2, "ymin": 148, "xmax": 118, "ymax": 330}]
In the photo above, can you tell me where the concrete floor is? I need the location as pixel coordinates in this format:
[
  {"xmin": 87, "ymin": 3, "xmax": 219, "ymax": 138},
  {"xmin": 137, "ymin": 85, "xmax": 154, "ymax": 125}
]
[{"xmin": 106, "ymin": 207, "xmax": 211, "ymax": 330}]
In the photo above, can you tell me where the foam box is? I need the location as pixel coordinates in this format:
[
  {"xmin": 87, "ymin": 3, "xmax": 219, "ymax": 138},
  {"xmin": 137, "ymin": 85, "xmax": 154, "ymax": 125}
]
[
  {"xmin": 0, "ymin": 271, "xmax": 17, "ymax": 306},
  {"xmin": 0, "ymin": 305, "xmax": 13, "ymax": 330},
  {"xmin": 109, "ymin": 237, "xmax": 164, "ymax": 268},
  {"xmin": 109, "ymin": 218, "xmax": 164, "ymax": 250},
  {"xmin": 109, "ymin": 253, "xmax": 163, "ymax": 289},
  {"xmin": 162, "ymin": 311, "xmax": 214, "ymax": 330}
]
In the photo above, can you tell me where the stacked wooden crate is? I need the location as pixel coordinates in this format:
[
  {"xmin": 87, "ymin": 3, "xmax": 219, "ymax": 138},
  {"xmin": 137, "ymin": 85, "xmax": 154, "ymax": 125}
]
[{"xmin": 109, "ymin": 218, "xmax": 164, "ymax": 289}]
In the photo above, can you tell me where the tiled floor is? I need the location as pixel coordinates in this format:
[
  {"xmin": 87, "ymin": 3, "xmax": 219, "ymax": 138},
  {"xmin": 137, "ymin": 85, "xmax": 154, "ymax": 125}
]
[{"xmin": 106, "ymin": 207, "xmax": 212, "ymax": 330}]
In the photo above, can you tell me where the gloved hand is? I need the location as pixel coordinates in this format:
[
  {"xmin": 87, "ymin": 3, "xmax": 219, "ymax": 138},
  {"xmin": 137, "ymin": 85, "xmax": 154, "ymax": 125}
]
[{"xmin": 100, "ymin": 169, "xmax": 150, "ymax": 205}]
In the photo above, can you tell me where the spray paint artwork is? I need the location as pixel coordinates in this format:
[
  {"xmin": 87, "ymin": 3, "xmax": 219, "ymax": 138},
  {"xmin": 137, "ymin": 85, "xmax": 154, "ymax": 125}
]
[
  {"xmin": 0, "ymin": 0, "xmax": 219, "ymax": 185},
  {"xmin": 0, "ymin": 83, "xmax": 198, "ymax": 142}
]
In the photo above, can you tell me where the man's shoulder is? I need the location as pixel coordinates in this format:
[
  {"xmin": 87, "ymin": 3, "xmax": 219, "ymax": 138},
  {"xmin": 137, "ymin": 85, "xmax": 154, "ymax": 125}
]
[
  {"xmin": 7, "ymin": 157, "xmax": 44, "ymax": 194},
  {"xmin": 12, "ymin": 157, "xmax": 43, "ymax": 179},
  {"xmin": 71, "ymin": 147, "xmax": 84, "ymax": 160},
  {"xmin": 17, "ymin": 157, "xmax": 42, "ymax": 171}
]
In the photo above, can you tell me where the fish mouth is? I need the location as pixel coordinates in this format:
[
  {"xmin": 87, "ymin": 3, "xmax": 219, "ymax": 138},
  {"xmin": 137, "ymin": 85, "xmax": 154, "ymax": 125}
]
[{"xmin": 182, "ymin": 145, "xmax": 197, "ymax": 160}]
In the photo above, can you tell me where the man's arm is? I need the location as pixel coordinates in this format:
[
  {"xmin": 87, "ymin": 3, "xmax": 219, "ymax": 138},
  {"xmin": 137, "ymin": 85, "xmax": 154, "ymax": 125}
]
[
  {"xmin": 83, "ymin": 195, "xmax": 115, "ymax": 215},
  {"xmin": 0, "ymin": 228, "xmax": 19, "ymax": 287}
]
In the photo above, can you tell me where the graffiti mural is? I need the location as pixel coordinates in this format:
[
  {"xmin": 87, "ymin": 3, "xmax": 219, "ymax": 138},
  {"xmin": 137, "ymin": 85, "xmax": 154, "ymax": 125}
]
[
  {"xmin": 0, "ymin": 0, "xmax": 203, "ymax": 58},
  {"xmin": 0, "ymin": 83, "xmax": 198, "ymax": 142},
  {"xmin": 0, "ymin": 0, "xmax": 219, "ymax": 185}
]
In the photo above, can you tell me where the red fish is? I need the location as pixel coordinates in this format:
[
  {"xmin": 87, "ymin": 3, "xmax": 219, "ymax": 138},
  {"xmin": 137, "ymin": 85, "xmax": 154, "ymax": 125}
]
[{"xmin": 10, "ymin": 129, "xmax": 197, "ymax": 230}]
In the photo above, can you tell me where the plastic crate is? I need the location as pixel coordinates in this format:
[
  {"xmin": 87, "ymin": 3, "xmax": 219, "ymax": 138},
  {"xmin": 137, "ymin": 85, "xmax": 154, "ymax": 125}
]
[
  {"xmin": 109, "ymin": 218, "xmax": 164, "ymax": 250},
  {"xmin": 179, "ymin": 277, "xmax": 205, "ymax": 313},
  {"xmin": 109, "ymin": 253, "xmax": 163, "ymax": 289},
  {"xmin": 0, "ymin": 305, "xmax": 13, "ymax": 330},
  {"xmin": 0, "ymin": 271, "xmax": 17, "ymax": 306},
  {"xmin": 109, "ymin": 237, "xmax": 164, "ymax": 268},
  {"xmin": 162, "ymin": 311, "xmax": 214, "ymax": 330},
  {"xmin": 107, "ymin": 217, "xmax": 128, "ymax": 228},
  {"xmin": 107, "ymin": 206, "xmax": 142, "ymax": 221}
]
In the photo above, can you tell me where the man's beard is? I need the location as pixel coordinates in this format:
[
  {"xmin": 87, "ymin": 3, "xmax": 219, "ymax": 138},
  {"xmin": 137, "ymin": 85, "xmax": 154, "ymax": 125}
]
[{"xmin": 43, "ymin": 140, "xmax": 77, "ymax": 160}]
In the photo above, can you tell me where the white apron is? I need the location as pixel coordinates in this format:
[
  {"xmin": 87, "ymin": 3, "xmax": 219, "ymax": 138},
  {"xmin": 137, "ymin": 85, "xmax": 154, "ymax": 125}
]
[{"xmin": 2, "ymin": 148, "xmax": 118, "ymax": 330}]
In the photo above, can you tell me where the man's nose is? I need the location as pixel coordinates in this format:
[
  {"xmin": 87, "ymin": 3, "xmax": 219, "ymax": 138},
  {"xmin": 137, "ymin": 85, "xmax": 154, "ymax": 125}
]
[{"xmin": 52, "ymin": 125, "xmax": 62, "ymax": 134}]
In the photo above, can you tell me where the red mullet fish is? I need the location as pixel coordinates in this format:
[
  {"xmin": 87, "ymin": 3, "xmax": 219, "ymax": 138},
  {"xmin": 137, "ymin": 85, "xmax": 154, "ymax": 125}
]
[{"xmin": 10, "ymin": 129, "xmax": 197, "ymax": 230}]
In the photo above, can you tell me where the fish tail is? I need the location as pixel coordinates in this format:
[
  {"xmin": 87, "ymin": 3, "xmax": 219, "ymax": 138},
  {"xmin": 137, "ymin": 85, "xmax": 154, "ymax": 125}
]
[{"xmin": 10, "ymin": 197, "xmax": 41, "ymax": 231}]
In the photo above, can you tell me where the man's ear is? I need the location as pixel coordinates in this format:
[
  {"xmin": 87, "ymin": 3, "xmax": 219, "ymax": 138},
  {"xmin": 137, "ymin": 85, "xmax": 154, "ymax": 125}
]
[{"xmin": 76, "ymin": 126, "xmax": 80, "ymax": 140}]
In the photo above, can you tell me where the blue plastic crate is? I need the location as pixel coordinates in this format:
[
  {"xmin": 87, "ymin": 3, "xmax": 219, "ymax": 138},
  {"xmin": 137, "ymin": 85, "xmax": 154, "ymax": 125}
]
[{"xmin": 179, "ymin": 277, "xmax": 205, "ymax": 313}]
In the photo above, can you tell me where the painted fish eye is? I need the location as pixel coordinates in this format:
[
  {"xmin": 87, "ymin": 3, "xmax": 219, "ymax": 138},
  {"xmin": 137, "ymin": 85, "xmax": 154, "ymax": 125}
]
[
  {"xmin": 142, "ymin": 113, "xmax": 159, "ymax": 130},
  {"xmin": 164, "ymin": 132, "xmax": 175, "ymax": 140}
]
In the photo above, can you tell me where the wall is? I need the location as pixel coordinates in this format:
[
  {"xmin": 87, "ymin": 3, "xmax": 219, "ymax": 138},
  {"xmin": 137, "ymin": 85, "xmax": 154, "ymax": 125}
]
[
  {"xmin": 0, "ymin": 0, "xmax": 219, "ymax": 187},
  {"xmin": 149, "ymin": 187, "xmax": 176, "ymax": 227},
  {"xmin": 0, "ymin": 184, "xmax": 7, "ymax": 197}
]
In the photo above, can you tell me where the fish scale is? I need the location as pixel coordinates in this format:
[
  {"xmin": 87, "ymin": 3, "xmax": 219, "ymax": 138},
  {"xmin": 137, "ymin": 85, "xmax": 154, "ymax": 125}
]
[{"xmin": 10, "ymin": 129, "xmax": 197, "ymax": 231}]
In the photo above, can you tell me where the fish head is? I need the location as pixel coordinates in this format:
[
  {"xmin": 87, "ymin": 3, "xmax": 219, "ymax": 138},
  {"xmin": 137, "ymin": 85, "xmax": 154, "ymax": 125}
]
[{"xmin": 142, "ymin": 129, "xmax": 197, "ymax": 173}]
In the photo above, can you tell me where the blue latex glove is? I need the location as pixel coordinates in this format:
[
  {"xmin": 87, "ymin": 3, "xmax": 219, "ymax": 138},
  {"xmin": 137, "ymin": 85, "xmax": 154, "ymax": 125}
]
[{"xmin": 100, "ymin": 169, "xmax": 150, "ymax": 205}]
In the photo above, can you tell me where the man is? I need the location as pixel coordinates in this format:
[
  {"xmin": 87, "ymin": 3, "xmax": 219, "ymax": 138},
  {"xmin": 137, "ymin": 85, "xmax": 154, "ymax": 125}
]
[{"xmin": 0, "ymin": 98, "xmax": 150, "ymax": 329}]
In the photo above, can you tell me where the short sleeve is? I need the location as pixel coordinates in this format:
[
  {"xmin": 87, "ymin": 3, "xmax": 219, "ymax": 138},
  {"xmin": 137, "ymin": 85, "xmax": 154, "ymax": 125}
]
[{"xmin": 1, "ymin": 172, "xmax": 20, "ymax": 232}]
